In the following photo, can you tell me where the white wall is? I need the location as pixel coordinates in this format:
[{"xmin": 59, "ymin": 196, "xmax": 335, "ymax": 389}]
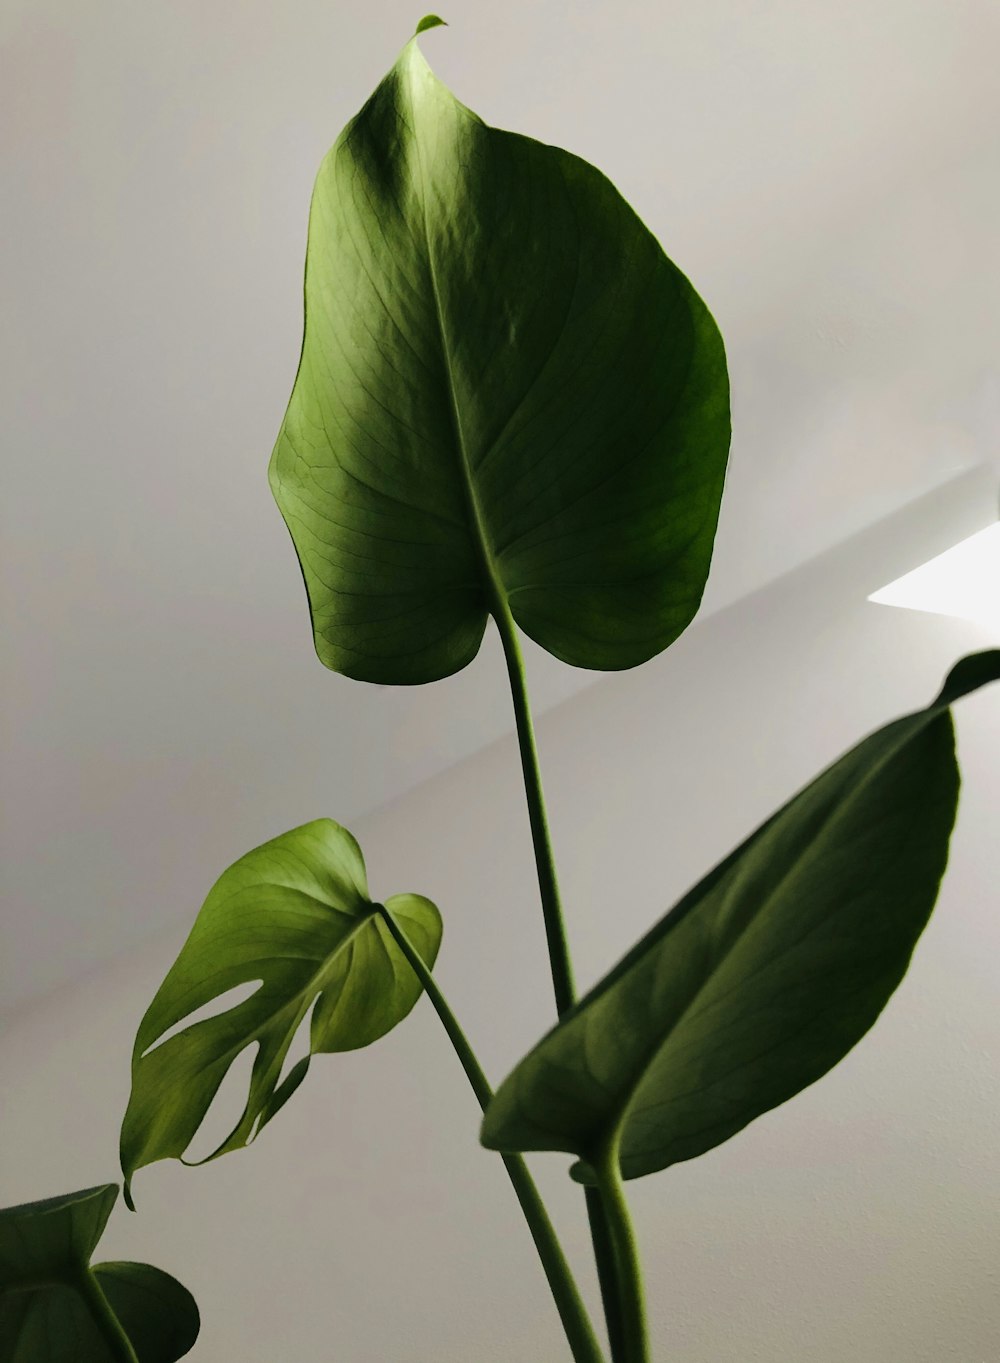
[
  {"xmin": 1, "ymin": 501, "xmax": 998, "ymax": 1362},
  {"xmin": 4, "ymin": 0, "xmax": 999, "ymax": 1010}
]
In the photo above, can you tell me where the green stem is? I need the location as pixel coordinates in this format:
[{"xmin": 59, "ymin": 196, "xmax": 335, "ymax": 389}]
[
  {"xmin": 492, "ymin": 599, "xmax": 629, "ymax": 1360},
  {"xmin": 376, "ymin": 905, "xmax": 605, "ymax": 1363},
  {"xmin": 585, "ymin": 1185, "xmax": 629, "ymax": 1363},
  {"xmin": 491, "ymin": 596, "xmax": 576, "ymax": 1017},
  {"xmin": 593, "ymin": 1143, "xmax": 649, "ymax": 1363},
  {"xmin": 75, "ymin": 1267, "xmax": 140, "ymax": 1363}
]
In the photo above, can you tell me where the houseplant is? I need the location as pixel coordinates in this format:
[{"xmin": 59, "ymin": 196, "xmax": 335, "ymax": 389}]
[{"xmin": 1, "ymin": 17, "xmax": 996, "ymax": 1361}]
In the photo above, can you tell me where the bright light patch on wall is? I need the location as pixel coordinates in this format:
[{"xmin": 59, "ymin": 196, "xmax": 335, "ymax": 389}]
[{"xmin": 868, "ymin": 522, "xmax": 1000, "ymax": 634}]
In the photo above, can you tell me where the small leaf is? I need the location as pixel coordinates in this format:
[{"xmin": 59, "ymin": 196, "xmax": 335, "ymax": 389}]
[
  {"xmin": 0, "ymin": 1186, "xmax": 199, "ymax": 1362},
  {"xmin": 92, "ymin": 1264, "xmax": 199, "ymax": 1363},
  {"xmin": 120, "ymin": 820, "xmax": 442, "ymax": 1203},
  {"xmin": 269, "ymin": 25, "xmax": 730, "ymax": 683},
  {"xmin": 482, "ymin": 650, "xmax": 1000, "ymax": 1180}
]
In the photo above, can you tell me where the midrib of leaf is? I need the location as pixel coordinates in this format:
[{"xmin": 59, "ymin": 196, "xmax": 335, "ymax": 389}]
[
  {"xmin": 10, "ymin": 1295, "xmax": 34, "ymax": 1357},
  {"xmin": 579, "ymin": 711, "xmax": 945, "ymax": 1162},
  {"xmin": 169, "ymin": 909, "xmax": 381, "ymax": 1077},
  {"xmin": 174, "ymin": 912, "xmax": 392, "ymax": 1165},
  {"xmin": 409, "ymin": 83, "xmax": 508, "ymax": 620}
]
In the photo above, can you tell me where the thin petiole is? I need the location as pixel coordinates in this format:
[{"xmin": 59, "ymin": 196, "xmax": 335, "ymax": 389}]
[
  {"xmin": 585, "ymin": 1184, "xmax": 629, "ymax": 1362},
  {"xmin": 490, "ymin": 594, "xmax": 576, "ymax": 1017},
  {"xmin": 75, "ymin": 1266, "xmax": 140, "ymax": 1363},
  {"xmin": 491, "ymin": 596, "xmax": 629, "ymax": 1360},
  {"xmin": 376, "ymin": 904, "xmax": 606, "ymax": 1363},
  {"xmin": 592, "ymin": 1140, "xmax": 650, "ymax": 1363}
]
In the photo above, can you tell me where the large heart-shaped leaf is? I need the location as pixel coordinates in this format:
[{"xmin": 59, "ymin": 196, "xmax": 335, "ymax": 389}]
[
  {"xmin": 268, "ymin": 18, "xmax": 730, "ymax": 684},
  {"xmin": 482, "ymin": 650, "xmax": 1000, "ymax": 1180},
  {"xmin": 0, "ymin": 1185, "xmax": 199, "ymax": 1362},
  {"xmin": 120, "ymin": 820, "xmax": 442, "ymax": 1205}
]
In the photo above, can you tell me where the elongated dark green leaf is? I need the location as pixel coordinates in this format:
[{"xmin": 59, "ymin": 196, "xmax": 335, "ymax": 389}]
[
  {"xmin": 482, "ymin": 650, "xmax": 1000, "ymax": 1180},
  {"xmin": 269, "ymin": 21, "xmax": 730, "ymax": 684},
  {"xmin": 0, "ymin": 1186, "xmax": 198, "ymax": 1362},
  {"xmin": 120, "ymin": 819, "xmax": 441, "ymax": 1205}
]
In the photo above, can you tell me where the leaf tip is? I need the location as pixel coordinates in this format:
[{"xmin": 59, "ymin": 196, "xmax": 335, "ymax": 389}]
[
  {"xmin": 935, "ymin": 648, "xmax": 1000, "ymax": 708},
  {"xmin": 415, "ymin": 14, "xmax": 447, "ymax": 36},
  {"xmin": 122, "ymin": 1179, "xmax": 137, "ymax": 1213}
]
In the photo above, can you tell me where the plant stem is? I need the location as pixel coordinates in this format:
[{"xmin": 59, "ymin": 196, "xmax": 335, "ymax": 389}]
[
  {"xmin": 75, "ymin": 1267, "xmax": 140, "ymax": 1363},
  {"xmin": 585, "ymin": 1185, "xmax": 629, "ymax": 1363},
  {"xmin": 376, "ymin": 905, "xmax": 605, "ymax": 1363},
  {"xmin": 490, "ymin": 596, "xmax": 576, "ymax": 1017},
  {"xmin": 592, "ymin": 1142, "xmax": 649, "ymax": 1363},
  {"xmin": 491, "ymin": 598, "xmax": 629, "ymax": 1360}
]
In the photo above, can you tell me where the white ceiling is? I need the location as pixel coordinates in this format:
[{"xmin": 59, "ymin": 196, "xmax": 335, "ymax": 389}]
[{"xmin": 2, "ymin": 0, "xmax": 998, "ymax": 1012}]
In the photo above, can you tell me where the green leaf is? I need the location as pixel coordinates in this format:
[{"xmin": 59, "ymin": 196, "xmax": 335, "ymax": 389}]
[
  {"xmin": 90, "ymin": 1264, "xmax": 199, "ymax": 1363},
  {"xmin": 414, "ymin": 14, "xmax": 447, "ymax": 34},
  {"xmin": 269, "ymin": 25, "xmax": 730, "ymax": 684},
  {"xmin": 0, "ymin": 1186, "xmax": 199, "ymax": 1362},
  {"xmin": 481, "ymin": 649, "xmax": 1000, "ymax": 1181},
  {"xmin": 120, "ymin": 819, "xmax": 442, "ymax": 1204},
  {"xmin": 0, "ymin": 1185, "xmax": 116, "ymax": 1288}
]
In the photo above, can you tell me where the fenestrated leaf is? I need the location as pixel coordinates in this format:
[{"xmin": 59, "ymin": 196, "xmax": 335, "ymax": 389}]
[
  {"xmin": 120, "ymin": 819, "xmax": 441, "ymax": 1205},
  {"xmin": 481, "ymin": 650, "xmax": 1000, "ymax": 1180},
  {"xmin": 269, "ymin": 22, "xmax": 730, "ymax": 684},
  {"xmin": 0, "ymin": 1186, "xmax": 199, "ymax": 1362}
]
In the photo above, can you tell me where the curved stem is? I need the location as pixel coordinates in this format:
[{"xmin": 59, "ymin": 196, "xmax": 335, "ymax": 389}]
[
  {"xmin": 377, "ymin": 905, "xmax": 605, "ymax": 1363},
  {"xmin": 491, "ymin": 598, "xmax": 629, "ymax": 1359},
  {"xmin": 75, "ymin": 1267, "xmax": 140, "ymax": 1363},
  {"xmin": 490, "ymin": 597, "xmax": 576, "ymax": 1016},
  {"xmin": 592, "ymin": 1143, "xmax": 649, "ymax": 1363}
]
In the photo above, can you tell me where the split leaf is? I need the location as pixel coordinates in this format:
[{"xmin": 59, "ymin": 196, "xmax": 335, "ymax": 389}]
[{"xmin": 120, "ymin": 820, "xmax": 442, "ymax": 1204}]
